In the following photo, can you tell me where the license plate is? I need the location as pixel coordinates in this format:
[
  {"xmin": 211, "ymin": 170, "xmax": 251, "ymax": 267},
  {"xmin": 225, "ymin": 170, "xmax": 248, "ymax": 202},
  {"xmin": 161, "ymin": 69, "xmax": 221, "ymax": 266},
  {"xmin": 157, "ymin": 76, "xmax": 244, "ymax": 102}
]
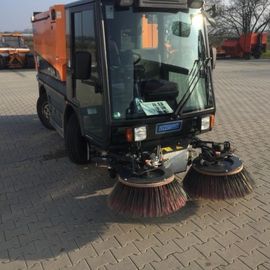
[{"xmin": 156, "ymin": 121, "xmax": 182, "ymax": 134}]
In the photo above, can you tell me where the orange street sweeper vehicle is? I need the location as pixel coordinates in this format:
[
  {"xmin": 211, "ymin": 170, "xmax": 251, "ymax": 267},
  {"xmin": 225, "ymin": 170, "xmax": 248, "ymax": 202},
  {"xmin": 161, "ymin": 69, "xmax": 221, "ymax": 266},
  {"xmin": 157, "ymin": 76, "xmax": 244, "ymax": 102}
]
[
  {"xmin": 32, "ymin": 0, "xmax": 253, "ymax": 217},
  {"xmin": 0, "ymin": 33, "xmax": 35, "ymax": 69}
]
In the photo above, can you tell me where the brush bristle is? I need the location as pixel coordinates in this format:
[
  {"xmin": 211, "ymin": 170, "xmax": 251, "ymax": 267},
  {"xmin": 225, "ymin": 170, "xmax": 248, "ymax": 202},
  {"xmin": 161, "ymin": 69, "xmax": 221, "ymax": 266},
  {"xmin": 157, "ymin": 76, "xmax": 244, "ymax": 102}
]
[
  {"xmin": 183, "ymin": 167, "xmax": 254, "ymax": 200},
  {"xmin": 108, "ymin": 179, "xmax": 187, "ymax": 217}
]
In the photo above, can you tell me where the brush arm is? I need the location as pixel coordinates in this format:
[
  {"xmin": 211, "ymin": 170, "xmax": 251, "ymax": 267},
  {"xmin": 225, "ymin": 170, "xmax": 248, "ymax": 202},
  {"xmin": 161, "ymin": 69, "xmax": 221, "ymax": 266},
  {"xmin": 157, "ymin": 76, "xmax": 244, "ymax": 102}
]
[{"xmin": 191, "ymin": 138, "xmax": 232, "ymax": 164}]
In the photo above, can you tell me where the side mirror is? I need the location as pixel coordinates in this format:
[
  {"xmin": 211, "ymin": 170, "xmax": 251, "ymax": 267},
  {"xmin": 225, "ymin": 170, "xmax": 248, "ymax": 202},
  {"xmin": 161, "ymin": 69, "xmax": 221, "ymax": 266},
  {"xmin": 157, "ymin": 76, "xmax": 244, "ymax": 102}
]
[
  {"xmin": 202, "ymin": 10, "xmax": 217, "ymax": 27},
  {"xmin": 75, "ymin": 51, "xmax": 91, "ymax": 80},
  {"xmin": 188, "ymin": 0, "xmax": 203, "ymax": 9},
  {"xmin": 211, "ymin": 47, "xmax": 217, "ymax": 69}
]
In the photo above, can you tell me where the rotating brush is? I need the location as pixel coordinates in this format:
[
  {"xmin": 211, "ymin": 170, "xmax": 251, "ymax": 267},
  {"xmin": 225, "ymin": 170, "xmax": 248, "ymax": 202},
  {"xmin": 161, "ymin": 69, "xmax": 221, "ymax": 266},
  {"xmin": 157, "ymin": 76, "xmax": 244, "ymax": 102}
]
[
  {"xmin": 183, "ymin": 139, "xmax": 254, "ymax": 200},
  {"xmin": 108, "ymin": 168, "xmax": 187, "ymax": 217}
]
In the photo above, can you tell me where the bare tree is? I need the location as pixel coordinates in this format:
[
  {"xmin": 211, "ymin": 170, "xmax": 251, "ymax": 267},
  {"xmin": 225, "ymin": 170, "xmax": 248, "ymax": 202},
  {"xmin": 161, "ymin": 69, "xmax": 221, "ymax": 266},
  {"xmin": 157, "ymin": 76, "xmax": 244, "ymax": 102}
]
[{"xmin": 206, "ymin": 0, "xmax": 270, "ymax": 38}]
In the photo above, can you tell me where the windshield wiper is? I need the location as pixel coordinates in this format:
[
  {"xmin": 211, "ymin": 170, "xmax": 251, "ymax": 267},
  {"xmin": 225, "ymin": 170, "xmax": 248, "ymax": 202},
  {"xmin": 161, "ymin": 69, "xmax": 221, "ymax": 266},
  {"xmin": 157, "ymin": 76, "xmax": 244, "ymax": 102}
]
[{"xmin": 174, "ymin": 57, "xmax": 211, "ymax": 116}]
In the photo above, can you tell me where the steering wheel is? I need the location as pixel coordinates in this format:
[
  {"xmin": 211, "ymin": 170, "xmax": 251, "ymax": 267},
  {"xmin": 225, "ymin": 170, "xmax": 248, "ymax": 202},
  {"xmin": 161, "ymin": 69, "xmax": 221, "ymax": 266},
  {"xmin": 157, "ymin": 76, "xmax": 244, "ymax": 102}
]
[{"xmin": 133, "ymin": 52, "xmax": 141, "ymax": 65}]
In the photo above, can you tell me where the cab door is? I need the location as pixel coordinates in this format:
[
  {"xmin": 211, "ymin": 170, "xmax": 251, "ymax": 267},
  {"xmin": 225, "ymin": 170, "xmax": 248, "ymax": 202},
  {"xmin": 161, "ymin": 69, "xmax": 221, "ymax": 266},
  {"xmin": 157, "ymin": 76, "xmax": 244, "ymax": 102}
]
[{"xmin": 68, "ymin": 3, "xmax": 106, "ymax": 144}]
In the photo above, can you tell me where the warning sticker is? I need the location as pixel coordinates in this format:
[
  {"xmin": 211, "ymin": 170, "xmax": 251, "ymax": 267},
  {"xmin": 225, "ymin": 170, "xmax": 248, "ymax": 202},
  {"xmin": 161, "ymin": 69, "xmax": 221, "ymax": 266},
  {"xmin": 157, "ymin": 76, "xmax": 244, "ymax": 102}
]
[{"xmin": 140, "ymin": 101, "xmax": 173, "ymax": 116}]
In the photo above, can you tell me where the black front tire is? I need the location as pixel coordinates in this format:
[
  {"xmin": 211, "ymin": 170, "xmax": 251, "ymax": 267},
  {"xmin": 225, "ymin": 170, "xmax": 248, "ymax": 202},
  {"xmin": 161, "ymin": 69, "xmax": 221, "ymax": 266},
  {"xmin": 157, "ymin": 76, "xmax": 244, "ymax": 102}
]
[
  {"xmin": 244, "ymin": 53, "xmax": 251, "ymax": 60},
  {"xmin": 0, "ymin": 57, "xmax": 5, "ymax": 69},
  {"xmin": 25, "ymin": 54, "xmax": 35, "ymax": 68},
  {"xmin": 65, "ymin": 114, "xmax": 89, "ymax": 164},
  {"xmin": 37, "ymin": 94, "xmax": 54, "ymax": 130},
  {"xmin": 253, "ymin": 51, "xmax": 261, "ymax": 59}
]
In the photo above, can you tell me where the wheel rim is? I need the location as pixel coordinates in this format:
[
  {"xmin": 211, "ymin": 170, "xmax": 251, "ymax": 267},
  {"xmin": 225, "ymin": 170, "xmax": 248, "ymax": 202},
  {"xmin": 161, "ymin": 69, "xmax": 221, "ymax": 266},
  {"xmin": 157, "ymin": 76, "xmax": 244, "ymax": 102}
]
[{"xmin": 42, "ymin": 103, "xmax": 50, "ymax": 120}]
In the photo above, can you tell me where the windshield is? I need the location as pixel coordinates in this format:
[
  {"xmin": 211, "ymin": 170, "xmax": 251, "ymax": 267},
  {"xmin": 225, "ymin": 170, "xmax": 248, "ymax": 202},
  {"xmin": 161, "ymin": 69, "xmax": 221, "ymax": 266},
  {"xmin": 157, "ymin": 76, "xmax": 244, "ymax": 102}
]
[
  {"xmin": 103, "ymin": 5, "xmax": 214, "ymax": 120},
  {"xmin": 0, "ymin": 36, "xmax": 26, "ymax": 48}
]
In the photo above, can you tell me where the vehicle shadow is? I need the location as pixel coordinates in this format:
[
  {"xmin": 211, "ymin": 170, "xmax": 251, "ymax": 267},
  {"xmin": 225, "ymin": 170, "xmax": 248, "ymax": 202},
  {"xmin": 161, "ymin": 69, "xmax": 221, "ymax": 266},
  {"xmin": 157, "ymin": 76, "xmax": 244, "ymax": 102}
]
[{"xmin": 0, "ymin": 114, "xmax": 199, "ymax": 262}]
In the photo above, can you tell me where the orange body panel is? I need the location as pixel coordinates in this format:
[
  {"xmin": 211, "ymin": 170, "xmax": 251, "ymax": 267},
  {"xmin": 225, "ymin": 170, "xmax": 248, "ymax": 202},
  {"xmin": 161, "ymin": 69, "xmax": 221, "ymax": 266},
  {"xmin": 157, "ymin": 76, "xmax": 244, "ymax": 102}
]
[{"xmin": 32, "ymin": 5, "xmax": 67, "ymax": 81}]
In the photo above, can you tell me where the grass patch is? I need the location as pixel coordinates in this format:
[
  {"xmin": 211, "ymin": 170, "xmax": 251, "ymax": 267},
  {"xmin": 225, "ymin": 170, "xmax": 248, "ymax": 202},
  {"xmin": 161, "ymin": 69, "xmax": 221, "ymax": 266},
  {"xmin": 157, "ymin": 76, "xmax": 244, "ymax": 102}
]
[{"xmin": 262, "ymin": 50, "xmax": 270, "ymax": 59}]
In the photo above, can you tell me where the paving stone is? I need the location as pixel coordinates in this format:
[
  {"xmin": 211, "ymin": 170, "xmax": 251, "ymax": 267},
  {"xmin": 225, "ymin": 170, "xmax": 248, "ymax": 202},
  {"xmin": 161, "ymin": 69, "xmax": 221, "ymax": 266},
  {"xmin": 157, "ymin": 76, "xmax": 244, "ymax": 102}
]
[
  {"xmin": 239, "ymin": 197, "xmax": 264, "ymax": 210},
  {"xmin": 229, "ymin": 213, "xmax": 256, "ymax": 227},
  {"xmin": 196, "ymin": 253, "xmax": 227, "ymax": 270},
  {"xmin": 130, "ymin": 248, "xmax": 161, "ymax": 269},
  {"xmin": 224, "ymin": 202, "xmax": 250, "ymax": 217},
  {"xmin": 174, "ymin": 247, "xmax": 205, "ymax": 267},
  {"xmin": 100, "ymin": 224, "xmax": 124, "ymax": 241},
  {"xmin": 151, "ymin": 255, "xmax": 183, "ymax": 270},
  {"xmin": 221, "ymin": 259, "xmax": 251, "ymax": 270},
  {"xmin": 135, "ymin": 224, "xmax": 163, "ymax": 238},
  {"xmin": 173, "ymin": 233, "xmax": 203, "ymax": 251},
  {"xmin": 215, "ymin": 231, "xmax": 242, "ymax": 248},
  {"xmin": 154, "ymin": 229, "xmax": 182, "ymax": 244},
  {"xmin": 42, "ymin": 254, "xmax": 72, "ymax": 270},
  {"xmin": 196, "ymin": 239, "xmax": 224, "ymax": 257},
  {"xmin": 181, "ymin": 261, "xmax": 203, "ymax": 270},
  {"xmin": 216, "ymin": 244, "xmax": 247, "ymax": 264},
  {"xmin": 27, "ymin": 263, "xmax": 44, "ymax": 270},
  {"xmin": 210, "ymin": 220, "xmax": 239, "ymax": 235},
  {"xmin": 68, "ymin": 245, "xmax": 97, "ymax": 264},
  {"xmin": 195, "ymin": 205, "xmax": 215, "ymax": 218},
  {"xmin": 9, "ymin": 242, "xmax": 37, "ymax": 261},
  {"xmin": 153, "ymin": 241, "xmax": 183, "ymax": 259},
  {"xmin": 141, "ymin": 264, "xmax": 155, "ymax": 270},
  {"xmin": 191, "ymin": 215, "xmax": 218, "ymax": 229},
  {"xmin": 116, "ymin": 230, "xmax": 143, "ymax": 246},
  {"xmin": 86, "ymin": 251, "xmax": 117, "ymax": 269},
  {"xmin": 133, "ymin": 235, "xmax": 161, "ymax": 252},
  {"xmin": 245, "ymin": 207, "xmax": 269, "ymax": 221},
  {"xmin": 257, "ymin": 245, "xmax": 270, "ymax": 259},
  {"xmin": 60, "ymin": 260, "xmax": 91, "ymax": 270},
  {"xmin": 235, "ymin": 236, "xmax": 266, "ymax": 254},
  {"xmin": 92, "ymin": 238, "xmax": 121, "ymax": 256},
  {"xmin": 111, "ymin": 242, "xmax": 140, "ymax": 261},
  {"xmin": 193, "ymin": 226, "xmax": 221, "ymax": 243},
  {"xmin": 106, "ymin": 258, "xmax": 137, "ymax": 270},
  {"xmin": 232, "ymin": 224, "xmax": 260, "ymax": 240},
  {"xmin": 239, "ymin": 250, "xmax": 269, "ymax": 269},
  {"xmin": 0, "ymin": 260, "xmax": 27, "ymax": 270},
  {"xmin": 0, "ymin": 237, "xmax": 21, "ymax": 250},
  {"xmin": 253, "ymin": 229, "xmax": 270, "ymax": 245},
  {"xmin": 257, "ymin": 264, "xmax": 270, "ymax": 270},
  {"xmin": 174, "ymin": 221, "xmax": 201, "ymax": 236},
  {"xmin": 246, "ymin": 218, "xmax": 270, "ymax": 233}
]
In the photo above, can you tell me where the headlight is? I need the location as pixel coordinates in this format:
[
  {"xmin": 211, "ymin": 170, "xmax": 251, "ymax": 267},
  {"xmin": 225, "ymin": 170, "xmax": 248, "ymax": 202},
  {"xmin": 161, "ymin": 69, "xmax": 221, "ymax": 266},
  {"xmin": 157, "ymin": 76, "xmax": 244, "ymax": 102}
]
[
  {"xmin": 201, "ymin": 116, "xmax": 210, "ymax": 131},
  {"xmin": 191, "ymin": 14, "xmax": 203, "ymax": 28},
  {"xmin": 201, "ymin": 115, "xmax": 215, "ymax": 131},
  {"xmin": 134, "ymin": 126, "xmax": 147, "ymax": 142}
]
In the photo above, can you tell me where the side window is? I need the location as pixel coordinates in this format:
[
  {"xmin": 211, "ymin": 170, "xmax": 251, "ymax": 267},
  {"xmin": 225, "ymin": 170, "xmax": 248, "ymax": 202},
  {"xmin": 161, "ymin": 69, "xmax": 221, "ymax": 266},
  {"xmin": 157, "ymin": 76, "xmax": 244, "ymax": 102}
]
[
  {"xmin": 74, "ymin": 10, "xmax": 98, "ymax": 79},
  {"xmin": 72, "ymin": 5, "xmax": 105, "ymax": 140},
  {"xmin": 73, "ymin": 8, "xmax": 100, "ymax": 107}
]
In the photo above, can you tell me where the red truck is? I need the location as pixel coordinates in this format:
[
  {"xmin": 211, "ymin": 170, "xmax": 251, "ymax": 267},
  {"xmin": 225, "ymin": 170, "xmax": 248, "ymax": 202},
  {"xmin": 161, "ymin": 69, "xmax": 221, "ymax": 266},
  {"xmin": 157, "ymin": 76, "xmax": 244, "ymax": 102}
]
[{"xmin": 217, "ymin": 32, "xmax": 267, "ymax": 59}]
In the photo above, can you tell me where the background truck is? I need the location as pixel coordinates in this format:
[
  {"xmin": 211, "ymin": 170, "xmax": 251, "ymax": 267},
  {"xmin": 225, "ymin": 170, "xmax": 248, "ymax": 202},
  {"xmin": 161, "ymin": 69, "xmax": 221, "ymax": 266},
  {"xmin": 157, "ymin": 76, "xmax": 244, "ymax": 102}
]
[
  {"xmin": 217, "ymin": 32, "xmax": 268, "ymax": 59},
  {"xmin": 0, "ymin": 33, "xmax": 35, "ymax": 69}
]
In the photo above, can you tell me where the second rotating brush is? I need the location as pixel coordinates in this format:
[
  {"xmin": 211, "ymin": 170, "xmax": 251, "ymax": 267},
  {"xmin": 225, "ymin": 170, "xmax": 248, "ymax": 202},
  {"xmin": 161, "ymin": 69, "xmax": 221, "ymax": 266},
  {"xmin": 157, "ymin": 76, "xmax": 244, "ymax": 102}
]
[
  {"xmin": 183, "ymin": 139, "xmax": 254, "ymax": 200},
  {"xmin": 109, "ymin": 167, "xmax": 187, "ymax": 217}
]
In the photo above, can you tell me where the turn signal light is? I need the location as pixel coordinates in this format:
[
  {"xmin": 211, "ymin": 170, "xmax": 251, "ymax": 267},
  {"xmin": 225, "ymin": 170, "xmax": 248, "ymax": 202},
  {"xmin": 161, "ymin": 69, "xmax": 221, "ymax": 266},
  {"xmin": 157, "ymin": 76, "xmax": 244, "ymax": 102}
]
[
  {"xmin": 126, "ymin": 128, "xmax": 133, "ymax": 142},
  {"xmin": 210, "ymin": 115, "xmax": 215, "ymax": 129}
]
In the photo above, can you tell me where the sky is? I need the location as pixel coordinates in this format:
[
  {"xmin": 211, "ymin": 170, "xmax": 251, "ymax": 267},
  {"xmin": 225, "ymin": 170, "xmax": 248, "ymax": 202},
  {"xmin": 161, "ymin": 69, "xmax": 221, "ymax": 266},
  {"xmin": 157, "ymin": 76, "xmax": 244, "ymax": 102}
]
[{"xmin": 0, "ymin": 0, "xmax": 72, "ymax": 32}]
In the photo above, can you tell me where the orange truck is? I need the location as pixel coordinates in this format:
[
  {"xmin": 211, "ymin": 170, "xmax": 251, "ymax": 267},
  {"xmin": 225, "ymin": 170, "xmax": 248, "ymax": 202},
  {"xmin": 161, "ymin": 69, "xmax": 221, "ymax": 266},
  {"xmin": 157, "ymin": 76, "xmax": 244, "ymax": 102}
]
[
  {"xmin": 0, "ymin": 33, "xmax": 35, "ymax": 69},
  {"xmin": 217, "ymin": 32, "xmax": 268, "ymax": 59}
]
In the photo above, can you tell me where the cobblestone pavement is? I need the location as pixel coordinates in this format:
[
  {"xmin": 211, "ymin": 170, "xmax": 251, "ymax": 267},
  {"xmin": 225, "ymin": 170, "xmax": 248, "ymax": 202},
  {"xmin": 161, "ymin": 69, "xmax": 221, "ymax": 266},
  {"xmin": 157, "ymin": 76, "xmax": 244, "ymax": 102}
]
[{"xmin": 0, "ymin": 61, "xmax": 270, "ymax": 270}]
